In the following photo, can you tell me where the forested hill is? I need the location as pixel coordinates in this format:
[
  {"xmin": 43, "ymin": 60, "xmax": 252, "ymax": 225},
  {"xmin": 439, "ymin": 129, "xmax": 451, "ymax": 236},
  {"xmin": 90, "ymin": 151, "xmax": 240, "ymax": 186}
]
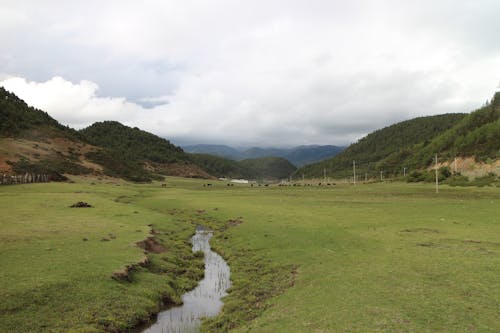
[
  {"xmin": 404, "ymin": 92, "xmax": 500, "ymax": 168},
  {"xmin": 295, "ymin": 113, "xmax": 466, "ymax": 179},
  {"xmin": 79, "ymin": 121, "xmax": 211, "ymax": 180},
  {"xmin": 189, "ymin": 153, "xmax": 296, "ymax": 180},
  {"xmin": 80, "ymin": 121, "xmax": 188, "ymax": 164},
  {"xmin": 239, "ymin": 157, "xmax": 297, "ymax": 179}
]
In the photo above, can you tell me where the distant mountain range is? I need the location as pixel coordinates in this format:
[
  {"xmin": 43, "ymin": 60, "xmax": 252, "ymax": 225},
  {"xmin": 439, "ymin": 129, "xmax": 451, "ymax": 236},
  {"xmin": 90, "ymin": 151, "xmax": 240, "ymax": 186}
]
[{"xmin": 182, "ymin": 144, "xmax": 345, "ymax": 166}]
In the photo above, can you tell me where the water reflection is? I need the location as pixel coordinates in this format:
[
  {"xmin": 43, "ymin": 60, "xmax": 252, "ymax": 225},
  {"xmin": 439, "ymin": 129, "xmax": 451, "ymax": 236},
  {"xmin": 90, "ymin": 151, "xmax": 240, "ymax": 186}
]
[{"xmin": 142, "ymin": 229, "xmax": 231, "ymax": 333}]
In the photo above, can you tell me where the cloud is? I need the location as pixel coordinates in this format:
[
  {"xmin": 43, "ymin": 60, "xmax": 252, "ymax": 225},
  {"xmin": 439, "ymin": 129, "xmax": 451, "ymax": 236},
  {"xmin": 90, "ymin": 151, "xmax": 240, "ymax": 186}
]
[{"xmin": 1, "ymin": 1, "xmax": 499, "ymax": 146}]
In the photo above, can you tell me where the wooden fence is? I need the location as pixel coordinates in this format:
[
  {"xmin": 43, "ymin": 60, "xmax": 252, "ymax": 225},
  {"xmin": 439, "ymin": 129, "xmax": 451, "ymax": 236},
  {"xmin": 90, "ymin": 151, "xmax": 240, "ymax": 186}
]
[{"xmin": 0, "ymin": 173, "xmax": 50, "ymax": 185}]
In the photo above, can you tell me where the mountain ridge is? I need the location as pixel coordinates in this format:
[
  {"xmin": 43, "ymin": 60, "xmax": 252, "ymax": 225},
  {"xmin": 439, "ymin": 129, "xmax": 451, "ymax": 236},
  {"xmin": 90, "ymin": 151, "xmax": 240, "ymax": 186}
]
[{"xmin": 182, "ymin": 144, "xmax": 345, "ymax": 166}]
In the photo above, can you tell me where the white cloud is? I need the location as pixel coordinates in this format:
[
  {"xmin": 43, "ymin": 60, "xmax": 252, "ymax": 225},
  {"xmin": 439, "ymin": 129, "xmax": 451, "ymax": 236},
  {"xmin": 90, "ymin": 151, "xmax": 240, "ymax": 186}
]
[{"xmin": 1, "ymin": 1, "xmax": 499, "ymax": 146}]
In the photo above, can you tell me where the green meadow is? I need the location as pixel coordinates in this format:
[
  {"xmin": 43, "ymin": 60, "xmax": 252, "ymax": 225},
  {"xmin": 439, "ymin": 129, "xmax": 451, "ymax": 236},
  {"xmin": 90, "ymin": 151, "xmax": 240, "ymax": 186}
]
[{"xmin": 1, "ymin": 178, "xmax": 499, "ymax": 332}]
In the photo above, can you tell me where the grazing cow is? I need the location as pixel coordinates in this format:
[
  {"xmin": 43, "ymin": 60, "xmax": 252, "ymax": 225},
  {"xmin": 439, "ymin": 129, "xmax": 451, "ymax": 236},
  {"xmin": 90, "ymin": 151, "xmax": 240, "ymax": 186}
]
[{"xmin": 161, "ymin": 183, "xmax": 167, "ymax": 188}]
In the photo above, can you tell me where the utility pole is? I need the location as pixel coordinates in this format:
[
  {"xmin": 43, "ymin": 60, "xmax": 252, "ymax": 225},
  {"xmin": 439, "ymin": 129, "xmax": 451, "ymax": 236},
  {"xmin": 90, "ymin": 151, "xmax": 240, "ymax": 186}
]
[
  {"xmin": 403, "ymin": 167, "xmax": 406, "ymax": 177},
  {"xmin": 302, "ymin": 173, "xmax": 305, "ymax": 182},
  {"xmin": 380, "ymin": 170, "xmax": 383, "ymax": 181},
  {"xmin": 435, "ymin": 153, "xmax": 439, "ymax": 193},
  {"xmin": 353, "ymin": 160, "xmax": 356, "ymax": 185},
  {"xmin": 365, "ymin": 173, "xmax": 368, "ymax": 182}
]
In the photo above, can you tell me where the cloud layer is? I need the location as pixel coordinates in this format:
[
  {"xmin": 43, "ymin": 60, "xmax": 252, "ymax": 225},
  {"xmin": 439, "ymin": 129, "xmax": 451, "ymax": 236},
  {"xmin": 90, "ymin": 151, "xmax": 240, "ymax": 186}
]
[{"xmin": 1, "ymin": 0, "xmax": 499, "ymax": 146}]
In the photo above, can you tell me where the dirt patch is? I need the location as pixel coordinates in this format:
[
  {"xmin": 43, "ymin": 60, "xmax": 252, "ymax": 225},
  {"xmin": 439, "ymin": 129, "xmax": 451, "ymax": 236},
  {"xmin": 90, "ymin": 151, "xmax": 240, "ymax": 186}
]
[
  {"xmin": 0, "ymin": 137, "xmax": 104, "ymax": 175},
  {"xmin": 434, "ymin": 157, "xmax": 500, "ymax": 178},
  {"xmin": 136, "ymin": 237, "xmax": 166, "ymax": 254}
]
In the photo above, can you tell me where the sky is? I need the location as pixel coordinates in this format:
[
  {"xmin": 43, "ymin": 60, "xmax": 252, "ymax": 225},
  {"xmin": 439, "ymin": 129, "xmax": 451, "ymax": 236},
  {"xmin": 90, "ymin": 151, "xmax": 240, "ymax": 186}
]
[{"xmin": 1, "ymin": 0, "xmax": 499, "ymax": 147}]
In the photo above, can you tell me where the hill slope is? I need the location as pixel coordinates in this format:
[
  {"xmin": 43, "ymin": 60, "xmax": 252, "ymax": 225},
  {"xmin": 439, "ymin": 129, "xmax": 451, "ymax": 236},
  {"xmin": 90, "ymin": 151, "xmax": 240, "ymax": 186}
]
[
  {"xmin": 405, "ymin": 92, "xmax": 500, "ymax": 168},
  {"xmin": 296, "ymin": 113, "xmax": 467, "ymax": 179},
  {"xmin": 0, "ymin": 87, "xmax": 101, "ymax": 179}
]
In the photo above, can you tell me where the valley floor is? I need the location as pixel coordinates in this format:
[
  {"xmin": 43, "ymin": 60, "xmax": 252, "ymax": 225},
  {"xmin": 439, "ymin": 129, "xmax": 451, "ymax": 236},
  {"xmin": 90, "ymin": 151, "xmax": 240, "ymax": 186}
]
[{"xmin": 1, "ymin": 178, "xmax": 499, "ymax": 332}]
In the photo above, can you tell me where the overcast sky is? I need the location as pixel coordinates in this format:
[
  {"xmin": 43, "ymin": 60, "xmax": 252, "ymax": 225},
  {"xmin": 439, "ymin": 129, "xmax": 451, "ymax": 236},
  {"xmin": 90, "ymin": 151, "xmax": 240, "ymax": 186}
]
[{"xmin": 1, "ymin": 0, "xmax": 499, "ymax": 147}]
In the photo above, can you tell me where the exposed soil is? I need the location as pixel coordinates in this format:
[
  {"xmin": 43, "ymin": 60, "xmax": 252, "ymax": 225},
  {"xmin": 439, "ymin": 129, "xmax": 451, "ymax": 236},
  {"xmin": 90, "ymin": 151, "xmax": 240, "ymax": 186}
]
[
  {"xmin": 111, "ymin": 255, "xmax": 150, "ymax": 282},
  {"xmin": 435, "ymin": 157, "xmax": 500, "ymax": 178},
  {"xmin": 0, "ymin": 137, "xmax": 102, "ymax": 174},
  {"xmin": 136, "ymin": 237, "xmax": 166, "ymax": 254}
]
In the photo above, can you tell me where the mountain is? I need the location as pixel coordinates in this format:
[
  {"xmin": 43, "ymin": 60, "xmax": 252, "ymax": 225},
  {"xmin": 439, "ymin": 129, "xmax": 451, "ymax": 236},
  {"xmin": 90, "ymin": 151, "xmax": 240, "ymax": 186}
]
[
  {"xmin": 182, "ymin": 144, "xmax": 345, "ymax": 166},
  {"xmin": 296, "ymin": 113, "xmax": 467, "ymax": 179},
  {"xmin": 297, "ymin": 93, "xmax": 500, "ymax": 180},
  {"xmin": 0, "ymin": 88, "xmax": 210, "ymax": 181},
  {"xmin": 238, "ymin": 157, "xmax": 297, "ymax": 180},
  {"xmin": 189, "ymin": 153, "xmax": 296, "ymax": 180},
  {"xmin": 283, "ymin": 145, "xmax": 346, "ymax": 166},
  {"xmin": 80, "ymin": 121, "xmax": 211, "ymax": 180},
  {"xmin": 404, "ymin": 92, "xmax": 500, "ymax": 167},
  {"xmin": 181, "ymin": 144, "xmax": 241, "ymax": 159}
]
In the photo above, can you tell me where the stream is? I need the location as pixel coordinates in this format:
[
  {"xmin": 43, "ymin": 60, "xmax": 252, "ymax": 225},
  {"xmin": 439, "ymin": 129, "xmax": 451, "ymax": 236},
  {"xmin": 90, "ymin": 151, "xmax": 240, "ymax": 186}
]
[{"xmin": 141, "ymin": 228, "xmax": 231, "ymax": 333}]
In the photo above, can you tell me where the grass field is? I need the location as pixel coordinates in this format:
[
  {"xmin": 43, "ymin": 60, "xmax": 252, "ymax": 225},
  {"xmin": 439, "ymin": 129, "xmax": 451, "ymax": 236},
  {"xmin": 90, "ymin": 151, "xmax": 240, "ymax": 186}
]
[{"xmin": 1, "ymin": 178, "xmax": 499, "ymax": 332}]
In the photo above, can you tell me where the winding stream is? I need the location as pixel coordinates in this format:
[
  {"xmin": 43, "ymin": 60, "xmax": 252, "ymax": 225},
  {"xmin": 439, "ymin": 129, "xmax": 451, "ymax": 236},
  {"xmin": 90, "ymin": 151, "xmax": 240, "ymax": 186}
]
[{"xmin": 142, "ymin": 229, "xmax": 231, "ymax": 333}]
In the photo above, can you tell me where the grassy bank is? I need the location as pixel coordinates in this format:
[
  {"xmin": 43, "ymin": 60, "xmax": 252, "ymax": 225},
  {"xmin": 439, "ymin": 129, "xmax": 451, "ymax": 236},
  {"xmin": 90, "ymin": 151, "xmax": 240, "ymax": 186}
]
[
  {"xmin": 0, "ymin": 179, "xmax": 207, "ymax": 332},
  {"xmin": 1, "ymin": 178, "xmax": 499, "ymax": 332}
]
